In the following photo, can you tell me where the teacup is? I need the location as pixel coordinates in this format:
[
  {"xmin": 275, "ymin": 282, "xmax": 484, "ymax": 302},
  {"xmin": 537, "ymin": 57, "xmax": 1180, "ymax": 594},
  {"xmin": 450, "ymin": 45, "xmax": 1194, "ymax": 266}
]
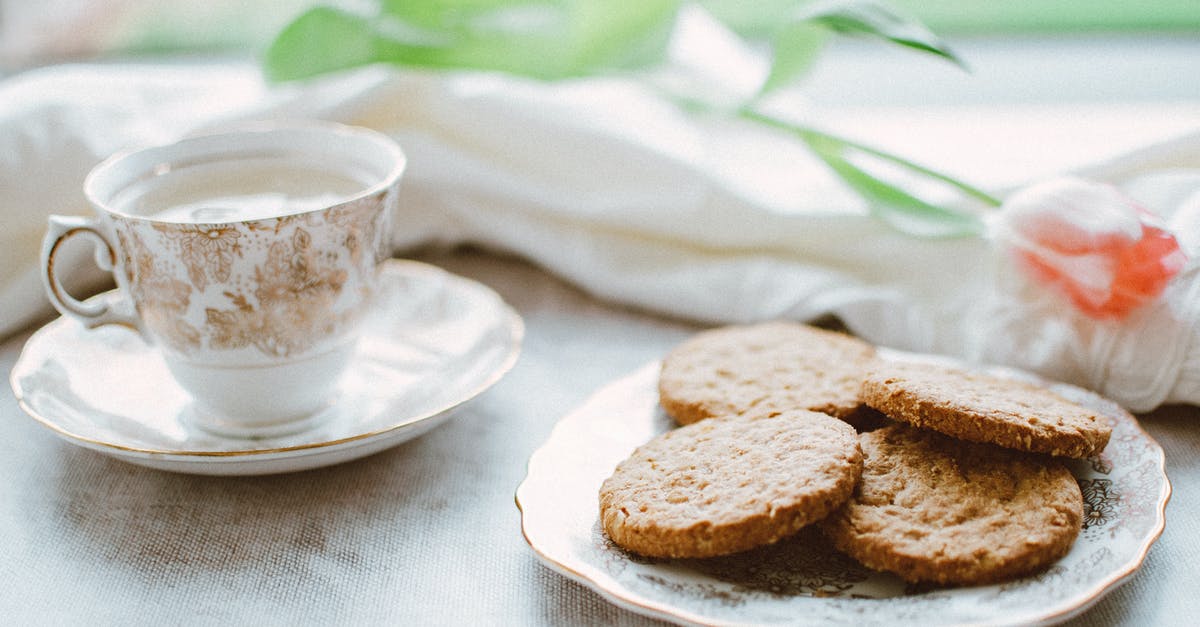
[{"xmin": 41, "ymin": 122, "xmax": 406, "ymax": 437}]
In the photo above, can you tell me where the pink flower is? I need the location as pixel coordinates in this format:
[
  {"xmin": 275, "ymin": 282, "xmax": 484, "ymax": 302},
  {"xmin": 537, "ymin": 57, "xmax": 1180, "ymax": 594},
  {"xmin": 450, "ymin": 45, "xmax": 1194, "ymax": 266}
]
[{"xmin": 993, "ymin": 177, "xmax": 1188, "ymax": 319}]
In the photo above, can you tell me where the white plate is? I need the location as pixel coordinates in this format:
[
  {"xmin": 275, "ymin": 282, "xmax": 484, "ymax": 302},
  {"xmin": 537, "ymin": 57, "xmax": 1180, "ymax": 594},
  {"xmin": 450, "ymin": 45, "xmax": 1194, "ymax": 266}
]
[
  {"xmin": 517, "ymin": 354, "xmax": 1169, "ymax": 626},
  {"xmin": 11, "ymin": 260, "xmax": 522, "ymax": 475}
]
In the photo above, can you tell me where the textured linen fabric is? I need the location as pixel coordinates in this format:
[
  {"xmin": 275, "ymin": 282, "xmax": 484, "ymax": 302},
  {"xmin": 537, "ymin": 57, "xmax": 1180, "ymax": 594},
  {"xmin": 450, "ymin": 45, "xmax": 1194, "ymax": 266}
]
[
  {"xmin": 0, "ymin": 249, "xmax": 1195, "ymax": 625},
  {"xmin": 0, "ymin": 251, "xmax": 686, "ymax": 625}
]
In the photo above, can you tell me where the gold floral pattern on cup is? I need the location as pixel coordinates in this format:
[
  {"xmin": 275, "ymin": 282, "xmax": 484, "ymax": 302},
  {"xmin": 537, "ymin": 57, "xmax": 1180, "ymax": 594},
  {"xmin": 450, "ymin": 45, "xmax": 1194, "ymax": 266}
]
[
  {"xmin": 156, "ymin": 222, "xmax": 245, "ymax": 290},
  {"xmin": 205, "ymin": 227, "xmax": 348, "ymax": 358},
  {"xmin": 108, "ymin": 190, "xmax": 391, "ymax": 361},
  {"xmin": 114, "ymin": 225, "xmax": 201, "ymax": 352},
  {"xmin": 41, "ymin": 122, "xmax": 406, "ymax": 435}
]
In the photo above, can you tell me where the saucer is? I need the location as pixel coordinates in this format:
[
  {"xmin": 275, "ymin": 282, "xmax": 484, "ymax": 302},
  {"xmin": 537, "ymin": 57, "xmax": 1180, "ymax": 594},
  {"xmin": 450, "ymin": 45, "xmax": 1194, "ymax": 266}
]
[{"xmin": 11, "ymin": 260, "xmax": 523, "ymax": 475}]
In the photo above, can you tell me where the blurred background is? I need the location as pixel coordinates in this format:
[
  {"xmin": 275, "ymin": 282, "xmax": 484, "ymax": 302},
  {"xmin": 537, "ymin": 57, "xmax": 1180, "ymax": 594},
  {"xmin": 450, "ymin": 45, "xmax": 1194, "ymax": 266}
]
[
  {"xmin": 2, "ymin": 1, "xmax": 1198, "ymax": 73},
  {"xmin": 1, "ymin": 1, "xmax": 1194, "ymax": 187}
]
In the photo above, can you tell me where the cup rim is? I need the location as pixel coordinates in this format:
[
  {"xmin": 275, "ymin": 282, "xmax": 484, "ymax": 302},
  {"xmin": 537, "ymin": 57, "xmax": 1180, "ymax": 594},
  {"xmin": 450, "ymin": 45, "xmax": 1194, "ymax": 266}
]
[{"xmin": 83, "ymin": 120, "xmax": 407, "ymax": 224}]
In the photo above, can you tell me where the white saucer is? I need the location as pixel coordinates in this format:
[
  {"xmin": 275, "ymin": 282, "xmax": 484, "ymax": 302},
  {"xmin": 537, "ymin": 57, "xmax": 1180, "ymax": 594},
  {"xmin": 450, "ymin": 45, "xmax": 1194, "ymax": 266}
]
[{"xmin": 11, "ymin": 260, "xmax": 523, "ymax": 476}]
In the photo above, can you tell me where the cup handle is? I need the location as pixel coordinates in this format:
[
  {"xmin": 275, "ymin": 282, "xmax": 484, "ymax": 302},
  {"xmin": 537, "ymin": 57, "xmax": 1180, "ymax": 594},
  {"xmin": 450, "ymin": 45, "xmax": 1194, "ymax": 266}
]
[{"xmin": 41, "ymin": 215, "xmax": 140, "ymax": 329}]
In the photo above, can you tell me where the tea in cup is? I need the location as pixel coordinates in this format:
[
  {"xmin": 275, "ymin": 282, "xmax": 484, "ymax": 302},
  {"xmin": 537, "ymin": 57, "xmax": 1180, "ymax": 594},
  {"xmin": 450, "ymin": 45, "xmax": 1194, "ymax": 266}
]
[{"xmin": 41, "ymin": 123, "xmax": 406, "ymax": 437}]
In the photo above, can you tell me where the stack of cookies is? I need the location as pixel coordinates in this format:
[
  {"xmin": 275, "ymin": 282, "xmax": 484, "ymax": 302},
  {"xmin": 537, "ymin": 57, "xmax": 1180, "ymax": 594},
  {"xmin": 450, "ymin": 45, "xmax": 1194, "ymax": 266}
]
[{"xmin": 598, "ymin": 322, "xmax": 1111, "ymax": 586}]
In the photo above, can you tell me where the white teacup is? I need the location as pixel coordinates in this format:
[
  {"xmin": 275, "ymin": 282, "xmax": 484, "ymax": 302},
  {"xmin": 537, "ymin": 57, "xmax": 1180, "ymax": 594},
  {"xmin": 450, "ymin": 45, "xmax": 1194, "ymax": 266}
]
[{"xmin": 41, "ymin": 122, "xmax": 406, "ymax": 437}]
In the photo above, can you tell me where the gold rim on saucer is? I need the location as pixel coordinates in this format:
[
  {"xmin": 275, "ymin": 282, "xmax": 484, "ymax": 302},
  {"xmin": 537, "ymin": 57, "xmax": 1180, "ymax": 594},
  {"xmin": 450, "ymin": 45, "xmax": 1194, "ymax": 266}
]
[{"xmin": 11, "ymin": 260, "xmax": 523, "ymax": 466}]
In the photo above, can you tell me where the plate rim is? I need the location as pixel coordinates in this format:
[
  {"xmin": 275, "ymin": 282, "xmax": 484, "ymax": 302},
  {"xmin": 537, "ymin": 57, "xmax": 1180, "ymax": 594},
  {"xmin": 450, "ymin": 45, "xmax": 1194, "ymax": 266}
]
[
  {"xmin": 515, "ymin": 358, "xmax": 1171, "ymax": 626},
  {"xmin": 10, "ymin": 259, "xmax": 524, "ymax": 461}
]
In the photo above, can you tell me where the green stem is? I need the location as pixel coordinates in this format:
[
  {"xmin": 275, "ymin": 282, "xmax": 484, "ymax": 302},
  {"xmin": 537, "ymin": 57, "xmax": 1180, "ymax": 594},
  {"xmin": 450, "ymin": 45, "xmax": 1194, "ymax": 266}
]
[{"xmin": 738, "ymin": 107, "xmax": 1003, "ymax": 208}]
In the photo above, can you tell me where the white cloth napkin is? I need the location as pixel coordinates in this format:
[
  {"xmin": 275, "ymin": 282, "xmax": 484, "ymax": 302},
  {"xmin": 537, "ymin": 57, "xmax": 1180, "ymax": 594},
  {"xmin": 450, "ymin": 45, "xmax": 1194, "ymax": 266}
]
[{"xmin": 2, "ymin": 61, "xmax": 1198, "ymax": 412}]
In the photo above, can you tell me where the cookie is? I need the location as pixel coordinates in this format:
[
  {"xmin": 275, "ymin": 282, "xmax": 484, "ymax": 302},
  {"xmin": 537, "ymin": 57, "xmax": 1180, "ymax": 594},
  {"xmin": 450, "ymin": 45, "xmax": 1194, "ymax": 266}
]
[
  {"xmin": 821, "ymin": 424, "xmax": 1082, "ymax": 585},
  {"xmin": 861, "ymin": 360, "xmax": 1111, "ymax": 458},
  {"xmin": 599, "ymin": 410, "xmax": 862, "ymax": 559},
  {"xmin": 658, "ymin": 322, "xmax": 876, "ymax": 425}
]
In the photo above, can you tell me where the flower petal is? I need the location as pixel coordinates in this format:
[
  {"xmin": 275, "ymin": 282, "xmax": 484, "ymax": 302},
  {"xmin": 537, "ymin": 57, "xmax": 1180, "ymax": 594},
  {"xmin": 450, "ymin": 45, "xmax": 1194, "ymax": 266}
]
[
  {"xmin": 1001, "ymin": 177, "xmax": 1142, "ymax": 255},
  {"xmin": 996, "ymin": 177, "xmax": 1188, "ymax": 320}
]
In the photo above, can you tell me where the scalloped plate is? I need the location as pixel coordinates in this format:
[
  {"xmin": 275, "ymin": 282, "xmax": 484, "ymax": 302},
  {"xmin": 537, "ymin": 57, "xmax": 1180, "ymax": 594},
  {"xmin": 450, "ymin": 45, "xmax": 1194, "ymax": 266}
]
[{"xmin": 517, "ymin": 352, "xmax": 1169, "ymax": 625}]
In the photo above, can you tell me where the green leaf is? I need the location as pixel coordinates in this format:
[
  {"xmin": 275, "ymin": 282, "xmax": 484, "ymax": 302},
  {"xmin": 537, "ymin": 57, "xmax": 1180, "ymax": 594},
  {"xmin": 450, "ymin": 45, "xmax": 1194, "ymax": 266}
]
[
  {"xmin": 265, "ymin": 1, "xmax": 681, "ymax": 82},
  {"xmin": 265, "ymin": 7, "xmax": 385, "ymax": 82},
  {"xmin": 797, "ymin": 0, "xmax": 965, "ymax": 68},
  {"xmin": 390, "ymin": 6, "xmax": 579, "ymax": 79},
  {"xmin": 564, "ymin": 0, "xmax": 681, "ymax": 75},
  {"xmin": 814, "ymin": 130, "xmax": 1001, "ymax": 208},
  {"xmin": 380, "ymin": 0, "xmax": 539, "ymax": 29},
  {"xmin": 740, "ymin": 108, "xmax": 993, "ymax": 238},
  {"xmin": 701, "ymin": 0, "xmax": 963, "ymax": 75},
  {"xmin": 758, "ymin": 21, "xmax": 828, "ymax": 96},
  {"xmin": 704, "ymin": 1, "xmax": 962, "ymax": 97},
  {"xmin": 698, "ymin": 0, "xmax": 809, "ymax": 37},
  {"xmin": 808, "ymin": 138, "xmax": 984, "ymax": 238}
]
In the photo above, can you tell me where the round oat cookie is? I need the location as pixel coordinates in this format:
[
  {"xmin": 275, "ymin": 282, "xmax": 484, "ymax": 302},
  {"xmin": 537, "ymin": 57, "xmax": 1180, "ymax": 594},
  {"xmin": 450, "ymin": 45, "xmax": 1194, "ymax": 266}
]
[
  {"xmin": 862, "ymin": 360, "xmax": 1111, "ymax": 458},
  {"xmin": 821, "ymin": 424, "xmax": 1082, "ymax": 585},
  {"xmin": 599, "ymin": 410, "xmax": 862, "ymax": 559},
  {"xmin": 658, "ymin": 322, "xmax": 876, "ymax": 425}
]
